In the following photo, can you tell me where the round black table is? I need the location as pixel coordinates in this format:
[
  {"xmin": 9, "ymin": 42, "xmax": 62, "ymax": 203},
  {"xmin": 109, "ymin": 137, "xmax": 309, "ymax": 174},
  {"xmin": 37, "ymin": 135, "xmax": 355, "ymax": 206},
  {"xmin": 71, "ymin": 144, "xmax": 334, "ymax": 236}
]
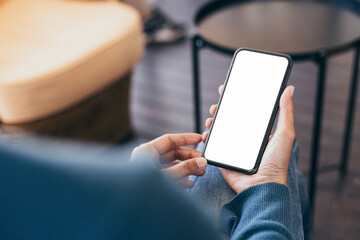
[{"xmin": 192, "ymin": 0, "xmax": 360, "ymax": 215}]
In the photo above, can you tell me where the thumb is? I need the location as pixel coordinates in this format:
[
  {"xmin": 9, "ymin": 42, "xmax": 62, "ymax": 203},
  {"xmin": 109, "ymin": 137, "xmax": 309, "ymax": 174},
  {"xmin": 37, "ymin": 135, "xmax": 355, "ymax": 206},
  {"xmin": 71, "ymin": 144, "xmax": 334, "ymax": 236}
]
[{"xmin": 274, "ymin": 86, "xmax": 295, "ymax": 139}]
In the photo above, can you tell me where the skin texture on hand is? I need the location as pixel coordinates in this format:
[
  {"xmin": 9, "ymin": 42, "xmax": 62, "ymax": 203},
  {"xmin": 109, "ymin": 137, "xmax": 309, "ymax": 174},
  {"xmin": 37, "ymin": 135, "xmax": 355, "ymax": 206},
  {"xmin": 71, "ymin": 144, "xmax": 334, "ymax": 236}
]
[
  {"xmin": 203, "ymin": 85, "xmax": 296, "ymax": 194},
  {"xmin": 131, "ymin": 133, "xmax": 207, "ymax": 188}
]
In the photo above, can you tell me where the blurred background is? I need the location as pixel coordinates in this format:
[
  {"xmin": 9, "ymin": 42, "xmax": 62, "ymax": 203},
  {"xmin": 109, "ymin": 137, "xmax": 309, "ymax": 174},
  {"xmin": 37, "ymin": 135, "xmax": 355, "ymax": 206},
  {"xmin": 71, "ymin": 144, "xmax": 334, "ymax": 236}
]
[{"xmin": 1, "ymin": 0, "xmax": 359, "ymax": 239}]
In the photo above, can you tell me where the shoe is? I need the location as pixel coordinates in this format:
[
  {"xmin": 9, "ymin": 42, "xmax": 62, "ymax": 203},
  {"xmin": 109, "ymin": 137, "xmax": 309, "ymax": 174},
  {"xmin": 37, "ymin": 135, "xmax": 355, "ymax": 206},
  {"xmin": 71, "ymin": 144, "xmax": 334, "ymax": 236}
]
[{"xmin": 143, "ymin": 8, "xmax": 186, "ymax": 45}]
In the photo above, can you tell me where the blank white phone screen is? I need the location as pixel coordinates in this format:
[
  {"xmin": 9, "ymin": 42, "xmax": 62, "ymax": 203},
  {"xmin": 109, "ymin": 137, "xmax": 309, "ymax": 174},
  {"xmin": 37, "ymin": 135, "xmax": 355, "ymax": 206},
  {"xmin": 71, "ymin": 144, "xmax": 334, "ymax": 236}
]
[{"xmin": 204, "ymin": 50, "xmax": 289, "ymax": 171}]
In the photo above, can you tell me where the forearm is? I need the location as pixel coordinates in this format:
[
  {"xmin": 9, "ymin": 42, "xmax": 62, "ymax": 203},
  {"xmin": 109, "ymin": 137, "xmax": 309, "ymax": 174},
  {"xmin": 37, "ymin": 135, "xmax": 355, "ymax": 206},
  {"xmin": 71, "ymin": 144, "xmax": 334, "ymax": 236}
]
[{"xmin": 219, "ymin": 183, "xmax": 294, "ymax": 240}]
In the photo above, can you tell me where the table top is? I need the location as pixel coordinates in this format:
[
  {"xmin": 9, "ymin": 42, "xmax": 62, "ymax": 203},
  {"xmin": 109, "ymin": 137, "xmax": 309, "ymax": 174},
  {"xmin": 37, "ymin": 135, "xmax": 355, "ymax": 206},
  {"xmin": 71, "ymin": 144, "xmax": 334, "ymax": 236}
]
[{"xmin": 196, "ymin": 0, "xmax": 360, "ymax": 59}]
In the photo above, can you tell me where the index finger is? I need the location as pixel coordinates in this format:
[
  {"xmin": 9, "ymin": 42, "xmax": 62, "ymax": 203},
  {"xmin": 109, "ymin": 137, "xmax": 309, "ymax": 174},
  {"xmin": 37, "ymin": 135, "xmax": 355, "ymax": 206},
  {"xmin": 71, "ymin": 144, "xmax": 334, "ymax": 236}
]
[{"xmin": 150, "ymin": 133, "xmax": 202, "ymax": 155}]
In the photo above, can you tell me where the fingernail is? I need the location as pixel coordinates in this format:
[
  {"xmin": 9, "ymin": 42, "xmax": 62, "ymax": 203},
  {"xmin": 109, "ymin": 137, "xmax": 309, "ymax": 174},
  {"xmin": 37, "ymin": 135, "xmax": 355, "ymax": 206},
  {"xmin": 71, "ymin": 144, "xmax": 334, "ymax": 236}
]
[
  {"xmin": 196, "ymin": 157, "xmax": 207, "ymax": 168},
  {"xmin": 290, "ymin": 86, "xmax": 295, "ymax": 98},
  {"xmin": 205, "ymin": 118, "xmax": 211, "ymax": 126}
]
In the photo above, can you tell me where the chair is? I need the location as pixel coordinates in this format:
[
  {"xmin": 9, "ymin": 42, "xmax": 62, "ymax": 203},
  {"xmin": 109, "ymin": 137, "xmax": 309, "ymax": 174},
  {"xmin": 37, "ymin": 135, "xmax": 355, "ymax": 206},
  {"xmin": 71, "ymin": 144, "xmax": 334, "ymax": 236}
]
[{"xmin": 0, "ymin": 0, "xmax": 144, "ymax": 142}]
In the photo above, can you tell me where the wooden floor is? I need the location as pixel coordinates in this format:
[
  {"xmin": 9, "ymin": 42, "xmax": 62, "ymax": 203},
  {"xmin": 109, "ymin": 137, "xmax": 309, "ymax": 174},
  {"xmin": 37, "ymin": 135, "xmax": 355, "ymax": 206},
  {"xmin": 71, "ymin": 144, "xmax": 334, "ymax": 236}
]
[{"xmin": 131, "ymin": 0, "xmax": 360, "ymax": 239}]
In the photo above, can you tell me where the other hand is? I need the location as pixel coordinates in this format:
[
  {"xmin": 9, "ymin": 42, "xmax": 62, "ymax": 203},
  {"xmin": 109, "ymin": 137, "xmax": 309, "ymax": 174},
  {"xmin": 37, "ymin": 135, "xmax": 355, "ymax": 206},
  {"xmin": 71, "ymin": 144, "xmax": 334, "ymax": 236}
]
[{"xmin": 131, "ymin": 133, "xmax": 207, "ymax": 188}]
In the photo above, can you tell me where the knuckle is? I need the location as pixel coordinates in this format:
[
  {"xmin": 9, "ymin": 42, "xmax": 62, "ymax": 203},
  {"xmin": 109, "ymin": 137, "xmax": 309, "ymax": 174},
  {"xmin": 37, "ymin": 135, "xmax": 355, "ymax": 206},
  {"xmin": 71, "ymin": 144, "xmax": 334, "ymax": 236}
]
[
  {"xmin": 288, "ymin": 129, "xmax": 296, "ymax": 140},
  {"xmin": 288, "ymin": 106, "xmax": 295, "ymax": 116},
  {"xmin": 132, "ymin": 146, "xmax": 139, "ymax": 153},
  {"xmin": 277, "ymin": 128, "xmax": 295, "ymax": 140},
  {"xmin": 284, "ymin": 103, "xmax": 295, "ymax": 114},
  {"xmin": 133, "ymin": 144, "xmax": 145, "ymax": 153},
  {"xmin": 290, "ymin": 104, "xmax": 295, "ymax": 113},
  {"xmin": 170, "ymin": 139, "xmax": 177, "ymax": 149},
  {"xmin": 174, "ymin": 149, "xmax": 181, "ymax": 160},
  {"xmin": 162, "ymin": 133, "xmax": 171, "ymax": 139},
  {"xmin": 283, "ymin": 128, "xmax": 296, "ymax": 141},
  {"xmin": 182, "ymin": 160, "xmax": 195, "ymax": 173},
  {"xmin": 163, "ymin": 134, "xmax": 176, "ymax": 149}
]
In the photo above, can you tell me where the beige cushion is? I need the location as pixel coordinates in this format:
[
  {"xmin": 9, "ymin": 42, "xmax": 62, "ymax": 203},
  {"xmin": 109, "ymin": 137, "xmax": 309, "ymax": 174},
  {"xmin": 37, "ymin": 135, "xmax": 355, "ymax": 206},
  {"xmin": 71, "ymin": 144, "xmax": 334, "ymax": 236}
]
[{"xmin": 0, "ymin": 0, "xmax": 144, "ymax": 123}]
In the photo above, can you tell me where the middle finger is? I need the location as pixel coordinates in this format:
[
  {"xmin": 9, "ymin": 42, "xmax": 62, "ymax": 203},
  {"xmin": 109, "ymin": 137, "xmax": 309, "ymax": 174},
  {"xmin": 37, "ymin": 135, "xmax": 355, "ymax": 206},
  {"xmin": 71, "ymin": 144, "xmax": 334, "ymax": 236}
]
[{"xmin": 161, "ymin": 147, "xmax": 201, "ymax": 163}]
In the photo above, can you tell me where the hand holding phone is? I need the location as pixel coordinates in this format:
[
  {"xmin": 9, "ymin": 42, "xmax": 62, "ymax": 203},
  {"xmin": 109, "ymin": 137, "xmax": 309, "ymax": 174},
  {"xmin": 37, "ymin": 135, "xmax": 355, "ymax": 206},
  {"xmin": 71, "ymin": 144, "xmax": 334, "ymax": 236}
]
[
  {"xmin": 203, "ymin": 85, "xmax": 295, "ymax": 193},
  {"xmin": 203, "ymin": 48, "xmax": 293, "ymax": 174},
  {"xmin": 202, "ymin": 48, "xmax": 295, "ymax": 192}
]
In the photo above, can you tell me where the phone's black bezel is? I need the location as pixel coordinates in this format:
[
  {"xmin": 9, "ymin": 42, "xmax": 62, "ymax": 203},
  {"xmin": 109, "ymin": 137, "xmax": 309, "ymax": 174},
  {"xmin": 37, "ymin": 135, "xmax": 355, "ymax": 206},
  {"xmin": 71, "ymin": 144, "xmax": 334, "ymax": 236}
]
[{"xmin": 202, "ymin": 48, "xmax": 293, "ymax": 174}]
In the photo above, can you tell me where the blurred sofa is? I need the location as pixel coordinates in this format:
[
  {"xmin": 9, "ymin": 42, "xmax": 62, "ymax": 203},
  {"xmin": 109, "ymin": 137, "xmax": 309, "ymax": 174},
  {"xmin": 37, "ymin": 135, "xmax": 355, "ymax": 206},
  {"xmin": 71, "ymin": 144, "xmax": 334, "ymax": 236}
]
[{"xmin": 0, "ymin": 0, "xmax": 144, "ymax": 142}]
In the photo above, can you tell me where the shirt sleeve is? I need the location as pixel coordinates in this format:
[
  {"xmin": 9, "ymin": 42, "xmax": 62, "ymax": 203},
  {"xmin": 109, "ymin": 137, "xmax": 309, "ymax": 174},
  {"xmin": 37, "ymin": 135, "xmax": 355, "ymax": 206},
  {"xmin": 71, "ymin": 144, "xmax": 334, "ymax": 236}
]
[
  {"xmin": 219, "ymin": 183, "xmax": 294, "ymax": 240},
  {"xmin": 0, "ymin": 149, "xmax": 222, "ymax": 240}
]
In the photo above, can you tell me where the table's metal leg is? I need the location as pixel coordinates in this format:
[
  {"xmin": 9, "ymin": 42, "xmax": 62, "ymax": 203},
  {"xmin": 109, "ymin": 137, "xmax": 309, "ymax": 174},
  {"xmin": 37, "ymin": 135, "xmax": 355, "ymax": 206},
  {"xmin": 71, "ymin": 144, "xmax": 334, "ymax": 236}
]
[
  {"xmin": 192, "ymin": 35, "xmax": 204, "ymax": 134},
  {"xmin": 340, "ymin": 45, "xmax": 360, "ymax": 177},
  {"xmin": 309, "ymin": 53, "xmax": 327, "ymax": 217}
]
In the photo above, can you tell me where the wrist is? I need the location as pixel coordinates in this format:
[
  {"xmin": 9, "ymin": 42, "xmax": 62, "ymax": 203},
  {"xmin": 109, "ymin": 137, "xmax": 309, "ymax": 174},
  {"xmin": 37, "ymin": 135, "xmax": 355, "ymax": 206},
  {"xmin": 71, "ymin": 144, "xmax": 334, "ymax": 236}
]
[{"xmin": 233, "ymin": 176, "xmax": 287, "ymax": 194}]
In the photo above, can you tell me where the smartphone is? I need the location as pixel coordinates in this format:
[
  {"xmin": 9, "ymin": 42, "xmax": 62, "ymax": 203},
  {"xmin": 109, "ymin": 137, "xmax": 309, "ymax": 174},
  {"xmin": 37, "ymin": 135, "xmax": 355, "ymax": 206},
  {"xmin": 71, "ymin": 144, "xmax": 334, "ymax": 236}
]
[{"xmin": 202, "ymin": 48, "xmax": 292, "ymax": 174}]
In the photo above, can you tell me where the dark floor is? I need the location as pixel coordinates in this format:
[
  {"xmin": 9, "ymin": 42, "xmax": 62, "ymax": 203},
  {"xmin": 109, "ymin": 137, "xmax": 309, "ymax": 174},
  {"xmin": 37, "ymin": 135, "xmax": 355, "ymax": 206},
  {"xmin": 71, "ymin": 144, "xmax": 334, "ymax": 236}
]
[{"xmin": 131, "ymin": 0, "xmax": 360, "ymax": 239}]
